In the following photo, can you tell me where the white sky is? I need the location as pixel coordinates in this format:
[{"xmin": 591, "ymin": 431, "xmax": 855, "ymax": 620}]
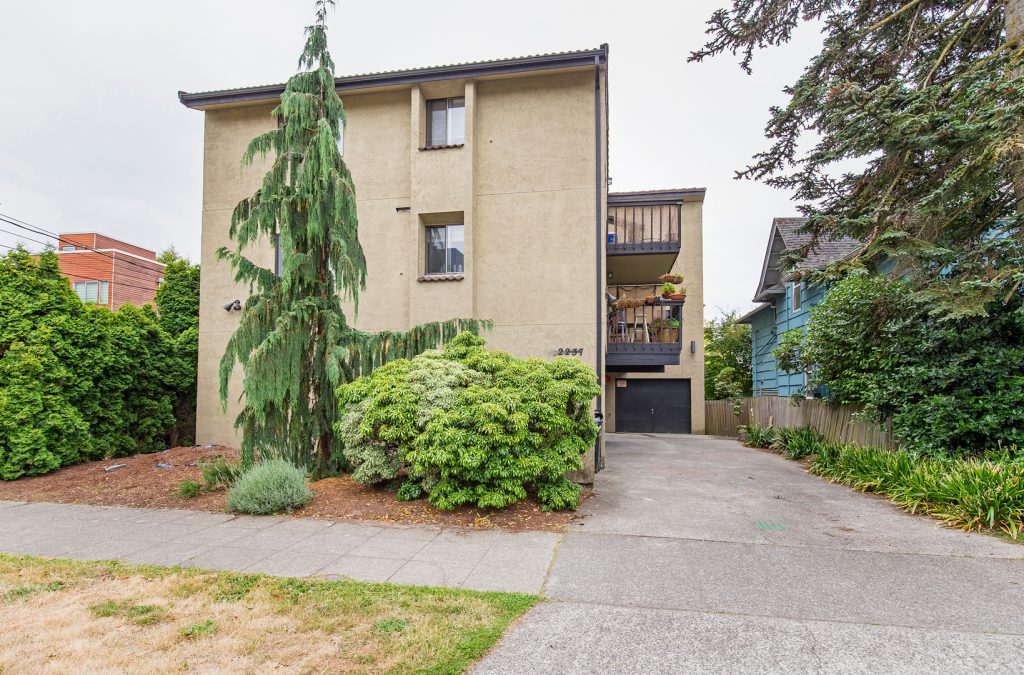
[{"xmin": 0, "ymin": 0, "xmax": 822, "ymax": 319}]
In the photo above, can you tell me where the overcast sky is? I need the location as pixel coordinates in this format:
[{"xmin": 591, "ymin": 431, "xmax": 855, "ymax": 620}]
[{"xmin": 0, "ymin": 1, "xmax": 822, "ymax": 318}]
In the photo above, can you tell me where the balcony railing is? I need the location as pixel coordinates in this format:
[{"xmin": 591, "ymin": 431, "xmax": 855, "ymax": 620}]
[
  {"xmin": 606, "ymin": 284, "xmax": 684, "ymax": 369},
  {"xmin": 606, "ymin": 203, "xmax": 681, "ymax": 255}
]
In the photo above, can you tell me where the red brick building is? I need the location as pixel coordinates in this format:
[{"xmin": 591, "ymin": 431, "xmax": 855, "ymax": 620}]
[{"xmin": 55, "ymin": 233, "xmax": 165, "ymax": 310}]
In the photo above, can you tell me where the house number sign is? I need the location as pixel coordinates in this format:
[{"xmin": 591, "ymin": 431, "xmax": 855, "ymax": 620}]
[{"xmin": 556, "ymin": 347, "xmax": 584, "ymax": 356}]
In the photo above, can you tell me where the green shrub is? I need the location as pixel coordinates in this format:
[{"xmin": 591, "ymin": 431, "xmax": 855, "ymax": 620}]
[
  {"xmin": 781, "ymin": 274, "xmax": 1024, "ymax": 456},
  {"xmin": 226, "ymin": 459, "xmax": 312, "ymax": 515},
  {"xmin": 772, "ymin": 426, "xmax": 825, "ymax": 459},
  {"xmin": 336, "ymin": 333, "xmax": 600, "ymax": 511},
  {"xmin": 0, "ymin": 248, "xmax": 199, "ymax": 480},
  {"xmin": 810, "ymin": 444, "xmax": 1024, "ymax": 539},
  {"xmin": 337, "ymin": 356, "xmax": 484, "ymax": 486},
  {"xmin": 199, "ymin": 455, "xmax": 243, "ymax": 490},
  {"xmin": 177, "ymin": 480, "xmax": 201, "ymax": 499},
  {"xmin": 740, "ymin": 423, "xmax": 775, "ymax": 449}
]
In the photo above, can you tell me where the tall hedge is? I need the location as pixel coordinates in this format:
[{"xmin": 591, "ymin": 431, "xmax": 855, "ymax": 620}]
[
  {"xmin": 781, "ymin": 273, "xmax": 1024, "ymax": 455},
  {"xmin": 0, "ymin": 247, "xmax": 198, "ymax": 479}
]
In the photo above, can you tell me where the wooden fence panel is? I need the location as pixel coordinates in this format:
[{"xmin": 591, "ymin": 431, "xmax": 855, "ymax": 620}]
[{"xmin": 705, "ymin": 397, "xmax": 894, "ymax": 449}]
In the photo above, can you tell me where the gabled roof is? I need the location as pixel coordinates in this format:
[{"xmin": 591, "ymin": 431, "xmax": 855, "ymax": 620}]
[
  {"xmin": 179, "ymin": 46, "xmax": 609, "ymax": 110},
  {"xmin": 752, "ymin": 217, "xmax": 860, "ymax": 302}
]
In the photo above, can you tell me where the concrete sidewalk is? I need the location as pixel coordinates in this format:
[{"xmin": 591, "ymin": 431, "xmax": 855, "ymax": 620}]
[
  {"xmin": 475, "ymin": 434, "xmax": 1024, "ymax": 673},
  {"xmin": 0, "ymin": 501, "xmax": 556, "ymax": 593},
  {"xmin": 3, "ymin": 435, "xmax": 1024, "ymax": 672}
]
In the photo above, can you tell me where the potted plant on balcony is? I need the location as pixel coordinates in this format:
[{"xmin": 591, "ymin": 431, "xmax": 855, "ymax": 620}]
[
  {"xmin": 651, "ymin": 317, "xmax": 680, "ymax": 343},
  {"xmin": 669, "ymin": 284, "xmax": 687, "ymax": 301},
  {"xmin": 658, "ymin": 273, "xmax": 684, "ymax": 285},
  {"xmin": 660, "ymin": 282, "xmax": 676, "ymax": 299}
]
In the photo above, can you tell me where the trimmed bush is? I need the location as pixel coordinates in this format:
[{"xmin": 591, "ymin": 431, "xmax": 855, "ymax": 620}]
[
  {"xmin": 336, "ymin": 333, "xmax": 600, "ymax": 512},
  {"xmin": 226, "ymin": 459, "xmax": 312, "ymax": 515}
]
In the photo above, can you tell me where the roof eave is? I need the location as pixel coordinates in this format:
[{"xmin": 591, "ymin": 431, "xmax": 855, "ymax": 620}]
[
  {"xmin": 735, "ymin": 303, "xmax": 771, "ymax": 324},
  {"xmin": 608, "ymin": 189, "xmax": 706, "ymax": 205},
  {"xmin": 753, "ymin": 285, "xmax": 786, "ymax": 303},
  {"xmin": 179, "ymin": 46, "xmax": 609, "ymax": 110}
]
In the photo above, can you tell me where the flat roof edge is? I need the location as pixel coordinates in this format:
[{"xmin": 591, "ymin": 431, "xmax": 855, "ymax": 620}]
[
  {"xmin": 179, "ymin": 46, "xmax": 609, "ymax": 109},
  {"xmin": 609, "ymin": 189, "xmax": 707, "ymax": 204}
]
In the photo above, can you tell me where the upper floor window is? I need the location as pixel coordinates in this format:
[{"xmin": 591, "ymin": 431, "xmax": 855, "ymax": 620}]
[
  {"xmin": 61, "ymin": 245, "xmax": 75, "ymax": 252},
  {"xmin": 425, "ymin": 224, "xmax": 464, "ymax": 275},
  {"xmin": 74, "ymin": 280, "xmax": 108, "ymax": 305},
  {"xmin": 426, "ymin": 97, "xmax": 465, "ymax": 146},
  {"xmin": 791, "ymin": 281, "xmax": 802, "ymax": 311}
]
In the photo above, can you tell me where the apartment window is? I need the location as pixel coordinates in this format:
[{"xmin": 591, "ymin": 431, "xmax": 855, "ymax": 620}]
[
  {"xmin": 425, "ymin": 224, "xmax": 464, "ymax": 275},
  {"xmin": 425, "ymin": 97, "xmax": 465, "ymax": 146},
  {"xmin": 73, "ymin": 280, "xmax": 108, "ymax": 305},
  {"xmin": 61, "ymin": 245, "xmax": 75, "ymax": 252},
  {"xmin": 791, "ymin": 281, "xmax": 802, "ymax": 311}
]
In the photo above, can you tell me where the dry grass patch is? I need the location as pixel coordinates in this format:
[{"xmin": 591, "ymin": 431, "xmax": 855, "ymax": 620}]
[{"xmin": 0, "ymin": 554, "xmax": 536, "ymax": 674}]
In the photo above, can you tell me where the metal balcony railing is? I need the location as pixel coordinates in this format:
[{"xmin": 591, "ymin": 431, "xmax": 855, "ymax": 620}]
[
  {"xmin": 606, "ymin": 203, "xmax": 682, "ymax": 255},
  {"xmin": 606, "ymin": 284, "xmax": 684, "ymax": 368}
]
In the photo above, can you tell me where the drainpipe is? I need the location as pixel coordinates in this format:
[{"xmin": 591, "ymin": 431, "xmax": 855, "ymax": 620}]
[{"xmin": 593, "ymin": 50, "xmax": 605, "ymax": 473}]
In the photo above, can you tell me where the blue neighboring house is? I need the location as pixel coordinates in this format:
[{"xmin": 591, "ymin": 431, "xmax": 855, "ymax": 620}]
[{"xmin": 736, "ymin": 218, "xmax": 859, "ymax": 398}]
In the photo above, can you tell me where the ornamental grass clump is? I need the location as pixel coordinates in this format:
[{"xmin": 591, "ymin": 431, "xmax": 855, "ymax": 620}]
[
  {"xmin": 226, "ymin": 459, "xmax": 312, "ymax": 515},
  {"xmin": 739, "ymin": 423, "xmax": 775, "ymax": 449},
  {"xmin": 336, "ymin": 333, "xmax": 600, "ymax": 512},
  {"xmin": 771, "ymin": 426, "xmax": 825, "ymax": 459},
  {"xmin": 810, "ymin": 445, "xmax": 1024, "ymax": 539}
]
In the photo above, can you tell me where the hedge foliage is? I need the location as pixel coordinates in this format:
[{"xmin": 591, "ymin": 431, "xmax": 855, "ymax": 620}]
[
  {"xmin": 0, "ymin": 248, "xmax": 198, "ymax": 479},
  {"xmin": 775, "ymin": 274, "xmax": 1024, "ymax": 456},
  {"xmin": 336, "ymin": 333, "xmax": 600, "ymax": 511}
]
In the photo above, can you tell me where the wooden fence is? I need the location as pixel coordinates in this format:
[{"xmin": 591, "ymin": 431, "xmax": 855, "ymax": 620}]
[{"xmin": 705, "ymin": 397, "xmax": 894, "ymax": 449}]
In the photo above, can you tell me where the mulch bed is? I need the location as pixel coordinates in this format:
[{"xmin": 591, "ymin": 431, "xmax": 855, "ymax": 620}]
[{"xmin": 0, "ymin": 446, "xmax": 589, "ymax": 532}]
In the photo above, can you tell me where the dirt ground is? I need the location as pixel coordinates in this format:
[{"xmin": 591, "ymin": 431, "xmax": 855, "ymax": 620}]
[{"xmin": 0, "ymin": 446, "xmax": 589, "ymax": 532}]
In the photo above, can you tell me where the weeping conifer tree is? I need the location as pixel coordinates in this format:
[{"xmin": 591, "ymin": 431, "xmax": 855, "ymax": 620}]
[{"xmin": 218, "ymin": 0, "xmax": 488, "ymax": 470}]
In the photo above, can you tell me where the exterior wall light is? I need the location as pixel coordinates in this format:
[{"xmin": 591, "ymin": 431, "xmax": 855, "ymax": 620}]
[{"xmin": 223, "ymin": 299, "xmax": 241, "ymax": 311}]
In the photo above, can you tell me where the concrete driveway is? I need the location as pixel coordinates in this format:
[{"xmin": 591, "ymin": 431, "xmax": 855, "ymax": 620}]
[{"xmin": 475, "ymin": 434, "xmax": 1024, "ymax": 673}]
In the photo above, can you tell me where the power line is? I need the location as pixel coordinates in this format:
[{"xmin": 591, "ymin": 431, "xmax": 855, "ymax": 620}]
[
  {"xmin": 0, "ymin": 212, "xmax": 171, "ymax": 279},
  {"xmin": 0, "ymin": 212, "xmax": 201, "ymax": 288},
  {"xmin": 0, "ymin": 232, "xmax": 173, "ymax": 296},
  {"xmin": 0, "ymin": 227, "xmax": 164, "ymax": 292}
]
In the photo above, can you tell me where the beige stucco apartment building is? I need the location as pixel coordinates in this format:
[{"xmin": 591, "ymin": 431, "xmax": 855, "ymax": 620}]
[{"xmin": 179, "ymin": 45, "xmax": 704, "ymax": 479}]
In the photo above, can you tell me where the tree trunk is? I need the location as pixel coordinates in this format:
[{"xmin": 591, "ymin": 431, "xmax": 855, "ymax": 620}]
[{"xmin": 1009, "ymin": 0, "xmax": 1024, "ymax": 210}]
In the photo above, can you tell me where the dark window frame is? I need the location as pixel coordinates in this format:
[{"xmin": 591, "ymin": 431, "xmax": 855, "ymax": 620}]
[
  {"xmin": 425, "ymin": 97, "xmax": 465, "ymax": 146},
  {"xmin": 424, "ymin": 223, "xmax": 465, "ymax": 275}
]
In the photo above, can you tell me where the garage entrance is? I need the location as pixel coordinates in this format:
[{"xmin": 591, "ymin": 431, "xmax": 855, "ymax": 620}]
[{"xmin": 615, "ymin": 378, "xmax": 692, "ymax": 433}]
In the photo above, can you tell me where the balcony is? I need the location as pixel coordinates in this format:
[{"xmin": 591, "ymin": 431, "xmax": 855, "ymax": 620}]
[
  {"xmin": 606, "ymin": 200, "xmax": 681, "ymax": 283},
  {"xmin": 606, "ymin": 284, "xmax": 685, "ymax": 371}
]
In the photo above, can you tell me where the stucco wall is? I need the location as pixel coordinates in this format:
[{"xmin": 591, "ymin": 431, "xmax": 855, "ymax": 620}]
[{"xmin": 193, "ymin": 68, "xmax": 605, "ymax": 478}]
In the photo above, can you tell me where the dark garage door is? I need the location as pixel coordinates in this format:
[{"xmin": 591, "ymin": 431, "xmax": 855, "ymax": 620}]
[{"xmin": 615, "ymin": 379, "xmax": 692, "ymax": 434}]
